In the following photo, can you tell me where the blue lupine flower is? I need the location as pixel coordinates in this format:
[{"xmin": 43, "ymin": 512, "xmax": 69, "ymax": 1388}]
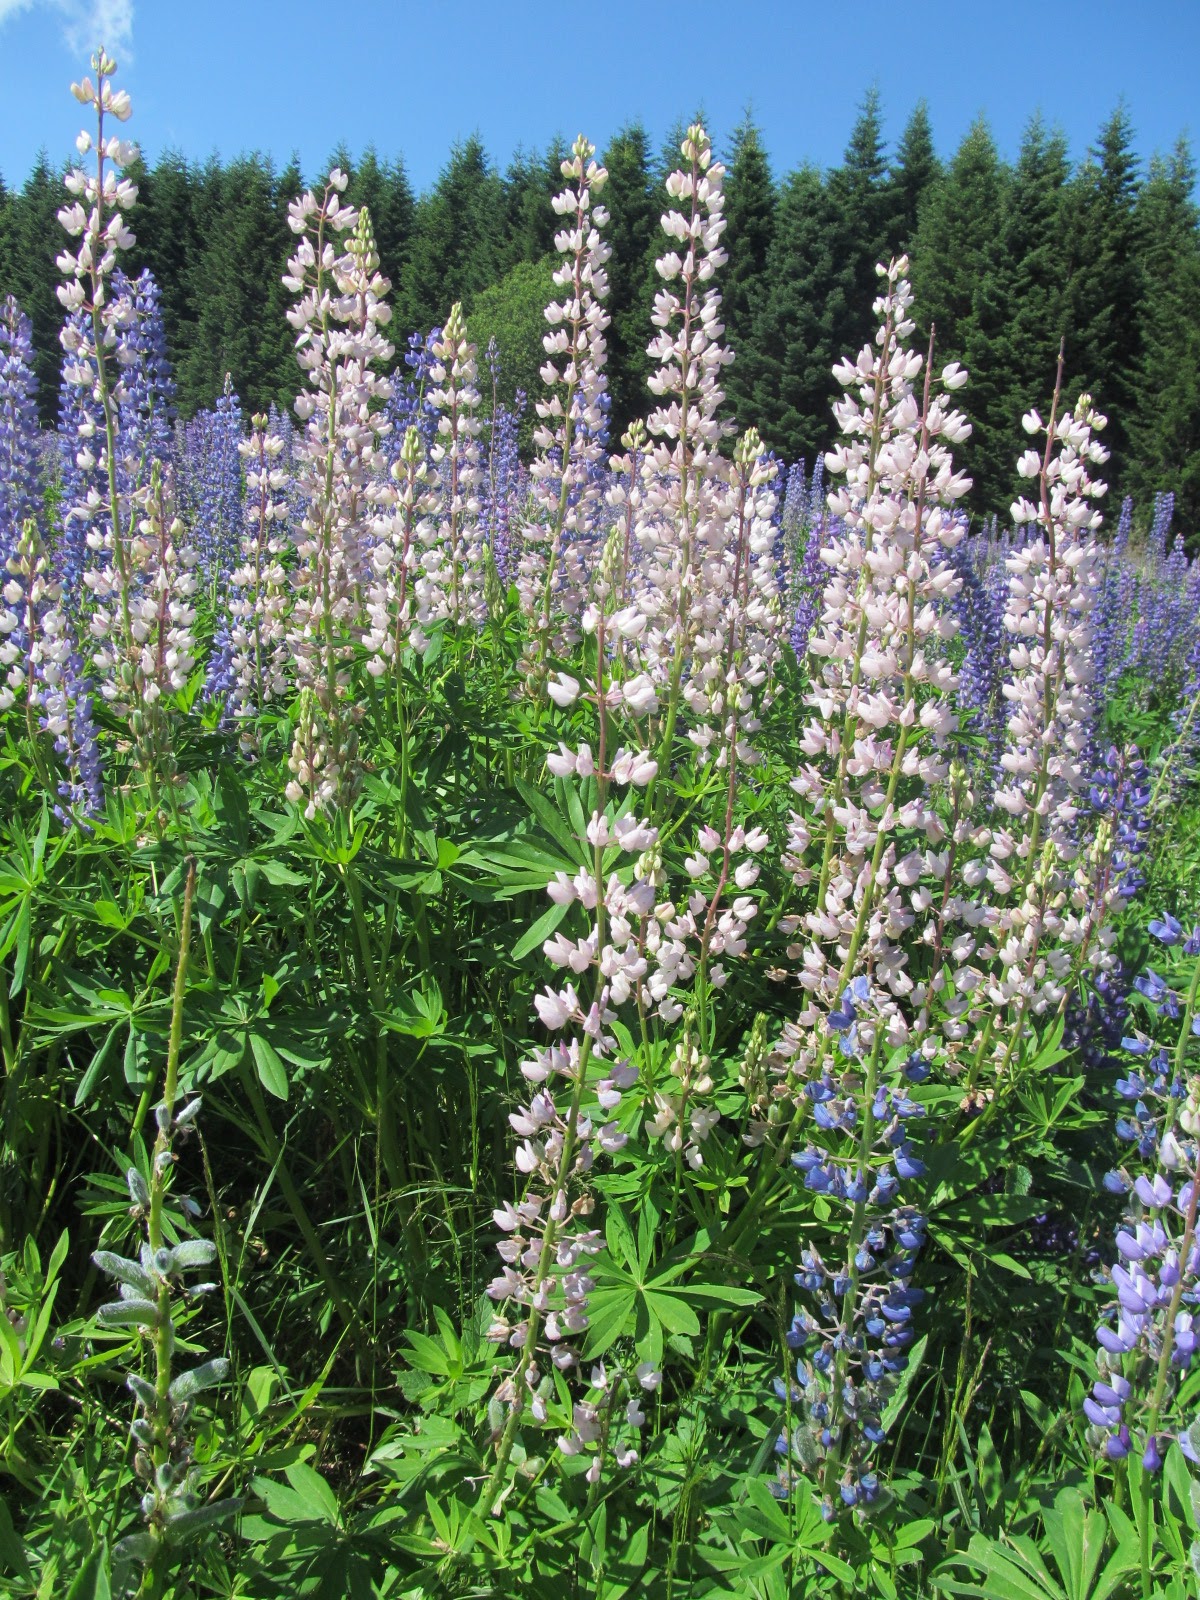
[
  {"xmin": 773, "ymin": 977, "xmax": 929, "ymax": 1515},
  {"xmin": 1085, "ymin": 927, "xmax": 1200, "ymax": 1472},
  {"xmin": 0, "ymin": 295, "xmax": 43, "ymax": 564}
]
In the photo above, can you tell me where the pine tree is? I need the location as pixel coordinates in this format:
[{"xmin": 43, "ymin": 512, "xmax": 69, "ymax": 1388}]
[
  {"xmin": 126, "ymin": 151, "xmax": 200, "ymax": 397},
  {"xmin": 400, "ymin": 137, "xmax": 505, "ymax": 337},
  {"xmin": 888, "ymin": 101, "xmax": 939, "ymax": 252},
  {"xmin": 1128, "ymin": 138, "xmax": 1200, "ymax": 530},
  {"xmin": 826, "ymin": 89, "xmax": 894, "ymax": 371},
  {"xmin": 503, "ymin": 143, "xmax": 565, "ymax": 271},
  {"xmin": 721, "ymin": 115, "xmax": 776, "ymax": 433},
  {"xmin": 912, "ymin": 118, "xmax": 1007, "ymax": 360},
  {"xmin": 1061, "ymin": 107, "xmax": 1142, "ymax": 480},
  {"xmin": 602, "ymin": 124, "xmax": 657, "ymax": 438},
  {"xmin": 999, "ymin": 117, "xmax": 1071, "ymax": 488},
  {"xmin": 2, "ymin": 155, "xmax": 65, "ymax": 417},
  {"xmin": 752, "ymin": 164, "xmax": 838, "ymax": 464},
  {"xmin": 180, "ymin": 156, "xmax": 292, "ymax": 412},
  {"xmin": 343, "ymin": 148, "xmax": 415, "ymax": 297}
]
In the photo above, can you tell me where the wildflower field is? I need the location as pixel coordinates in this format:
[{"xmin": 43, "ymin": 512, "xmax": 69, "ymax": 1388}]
[{"xmin": 3, "ymin": 48, "xmax": 1200, "ymax": 1600}]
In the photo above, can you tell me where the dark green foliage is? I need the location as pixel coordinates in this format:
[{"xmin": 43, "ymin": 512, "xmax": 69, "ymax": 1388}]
[
  {"xmin": 601, "ymin": 123, "xmax": 657, "ymax": 438},
  {"xmin": 502, "ymin": 141, "xmax": 566, "ymax": 272},
  {"xmin": 1, "ymin": 100, "xmax": 1198, "ymax": 522},
  {"xmin": 752, "ymin": 165, "xmax": 838, "ymax": 464},
  {"xmin": 912, "ymin": 117, "xmax": 1008, "ymax": 360},
  {"xmin": 1128, "ymin": 139, "xmax": 1200, "ymax": 526},
  {"xmin": 722, "ymin": 115, "xmax": 776, "ymax": 432},
  {"xmin": 1000, "ymin": 118, "xmax": 1073, "ymax": 467},
  {"xmin": 399, "ymin": 135, "xmax": 505, "ymax": 336},
  {"xmin": 466, "ymin": 254, "xmax": 556, "ymax": 450},
  {"xmin": 889, "ymin": 100, "xmax": 940, "ymax": 252},
  {"xmin": 826, "ymin": 88, "xmax": 896, "ymax": 373},
  {"xmin": 176, "ymin": 156, "xmax": 297, "ymax": 413},
  {"xmin": 1, "ymin": 155, "xmax": 66, "ymax": 418},
  {"xmin": 1060, "ymin": 107, "xmax": 1144, "ymax": 477}
]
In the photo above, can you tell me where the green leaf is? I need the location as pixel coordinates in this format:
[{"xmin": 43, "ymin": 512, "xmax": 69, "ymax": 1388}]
[
  {"xmin": 75, "ymin": 1023, "xmax": 124, "ymax": 1107},
  {"xmin": 250, "ymin": 1034, "xmax": 289, "ymax": 1100},
  {"xmin": 643, "ymin": 1290, "xmax": 701, "ymax": 1337},
  {"xmin": 673, "ymin": 1283, "xmax": 763, "ymax": 1309},
  {"xmin": 512, "ymin": 898, "xmax": 571, "ymax": 962},
  {"xmin": 582, "ymin": 1288, "xmax": 636, "ymax": 1358},
  {"xmin": 64, "ymin": 1546, "xmax": 112, "ymax": 1600}
]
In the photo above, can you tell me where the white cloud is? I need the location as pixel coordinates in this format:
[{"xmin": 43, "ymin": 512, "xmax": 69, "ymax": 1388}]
[{"xmin": 0, "ymin": 0, "xmax": 134, "ymax": 61}]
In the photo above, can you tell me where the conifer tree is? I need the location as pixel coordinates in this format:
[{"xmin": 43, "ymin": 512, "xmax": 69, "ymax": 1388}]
[
  {"xmin": 912, "ymin": 117, "xmax": 1007, "ymax": 359},
  {"xmin": 888, "ymin": 101, "xmax": 939, "ymax": 252},
  {"xmin": 1061, "ymin": 107, "xmax": 1143, "ymax": 479},
  {"xmin": 1000, "ymin": 117, "xmax": 1071, "ymax": 487},
  {"xmin": 827, "ymin": 88, "xmax": 894, "ymax": 367},
  {"xmin": 722, "ymin": 115, "xmax": 776, "ymax": 430},
  {"xmin": 752, "ymin": 164, "xmax": 838, "ymax": 464},
  {"xmin": 1129, "ymin": 138, "xmax": 1200, "ymax": 529},
  {"xmin": 126, "ymin": 152, "xmax": 200, "ymax": 394},
  {"xmin": 401, "ymin": 137, "xmax": 504, "ymax": 336},
  {"xmin": 3, "ymin": 155, "xmax": 64, "ymax": 416},
  {"xmin": 181, "ymin": 156, "xmax": 292, "ymax": 413},
  {"xmin": 503, "ymin": 143, "xmax": 565, "ymax": 271},
  {"xmin": 343, "ymin": 148, "xmax": 415, "ymax": 297},
  {"xmin": 602, "ymin": 124, "xmax": 657, "ymax": 437}
]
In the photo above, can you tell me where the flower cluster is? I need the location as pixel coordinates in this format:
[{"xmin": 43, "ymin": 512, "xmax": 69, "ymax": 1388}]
[
  {"xmin": 283, "ymin": 185, "xmax": 393, "ymax": 816},
  {"xmin": 775, "ymin": 980, "xmax": 930, "ymax": 1517},
  {"xmin": 518, "ymin": 134, "xmax": 611, "ymax": 671},
  {"xmin": 92, "ymin": 865, "xmax": 240, "ymax": 1584},
  {"xmin": 1085, "ymin": 914, "xmax": 1200, "ymax": 1471},
  {"xmin": 0, "ymin": 296, "xmax": 42, "ymax": 562}
]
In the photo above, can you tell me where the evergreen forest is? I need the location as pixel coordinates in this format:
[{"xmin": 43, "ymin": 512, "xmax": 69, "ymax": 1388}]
[{"xmin": 2, "ymin": 91, "xmax": 1198, "ymax": 528}]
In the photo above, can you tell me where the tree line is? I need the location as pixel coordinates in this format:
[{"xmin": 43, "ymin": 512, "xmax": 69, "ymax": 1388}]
[{"xmin": 1, "ymin": 93, "xmax": 1197, "ymax": 526}]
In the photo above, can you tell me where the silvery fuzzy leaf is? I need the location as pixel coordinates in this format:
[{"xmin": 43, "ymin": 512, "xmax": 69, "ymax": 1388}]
[
  {"xmin": 169, "ymin": 1357, "xmax": 230, "ymax": 1404},
  {"xmin": 162, "ymin": 1497, "xmax": 244, "ymax": 1546},
  {"xmin": 98, "ymin": 1297, "xmax": 160, "ymax": 1328},
  {"xmin": 791, "ymin": 1425, "xmax": 821, "ymax": 1469},
  {"xmin": 168, "ymin": 1239, "xmax": 218, "ymax": 1272},
  {"xmin": 92, "ymin": 1250, "xmax": 155, "ymax": 1297},
  {"xmin": 155, "ymin": 1461, "xmax": 179, "ymax": 1493},
  {"xmin": 130, "ymin": 1417, "xmax": 155, "ymax": 1446},
  {"xmin": 126, "ymin": 1372, "xmax": 157, "ymax": 1410},
  {"xmin": 175, "ymin": 1097, "xmax": 203, "ymax": 1129},
  {"xmin": 113, "ymin": 1530, "xmax": 158, "ymax": 1565},
  {"xmin": 126, "ymin": 1167, "xmax": 150, "ymax": 1208}
]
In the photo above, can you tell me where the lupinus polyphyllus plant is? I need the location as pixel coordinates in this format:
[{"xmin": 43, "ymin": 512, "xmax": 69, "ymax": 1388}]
[
  {"xmin": 780, "ymin": 456, "xmax": 827, "ymax": 659},
  {"xmin": 481, "ymin": 339, "xmax": 525, "ymax": 586},
  {"xmin": 481, "ymin": 528, "xmax": 663, "ymax": 1500},
  {"xmin": 93, "ymin": 864, "xmax": 240, "ymax": 1596},
  {"xmin": 283, "ymin": 183, "xmax": 393, "ymax": 817},
  {"xmin": 957, "ymin": 371, "xmax": 1113, "ymax": 1103},
  {"xmin": 55, "ymin": 54, "xmax": 201, "ymax": 799},
  {"xmin": 226, "ymin": 412, "xmax": 290, "ymax": 746},
  {"xmin": 776, "ymin": 258, "xmax": 971, "ymax": 1071},
  {"xmin": 518, "ymin": 134, "xmax": 612, "ymax": 680},
  {"xmin": 363, "ymin": 423, "xmax": 438, "ymax": 677},
  {"xmin": 0, "ymin": 296, "xmax": 42, "ymax": 563},
  {"xmin": 416, "ymin": 304, "xmax": 486, "ymax": 631},
  {"xmin": 183, "ymin": 376, "xmax": 243, "ymax": 595},
  {"xmin": 1083, "ymin": 912, "xmax": 1200, "ymax": 1593},
  {"xmin": 775, "ymin": 980, "xmax": 929, "ymax": 1518},
  {"xmin": 756, "ymin": 259, "xmax": 972, "ymax": 1516},
  {"xmin": 627, "ymin": 125, "xmax": 745, "ymax": 769}
]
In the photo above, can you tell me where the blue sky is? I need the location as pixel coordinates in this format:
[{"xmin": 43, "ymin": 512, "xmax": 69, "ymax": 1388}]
[{"xmin": 0, "ymin": 0, "xmax": 1196, "ymax": 190}]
